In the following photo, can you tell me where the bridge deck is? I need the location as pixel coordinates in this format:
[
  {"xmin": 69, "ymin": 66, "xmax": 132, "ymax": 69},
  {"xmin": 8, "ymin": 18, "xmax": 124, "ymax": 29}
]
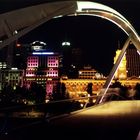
[
  {"xmin": 1, "ymin": 101, "xmax": 140, "ymax": 140},
  {"xmin": 46, "ymin": 101, "xmax": 140, "ymax": 139}
]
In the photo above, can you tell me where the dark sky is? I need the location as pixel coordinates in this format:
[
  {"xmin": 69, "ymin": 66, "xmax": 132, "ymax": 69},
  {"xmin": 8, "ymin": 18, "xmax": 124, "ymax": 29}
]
[
  {"xmin": 0, "ymin": 0, "xmax": 140, "ymax": 75},
  {"xmin": 19, "ymin": 15, "xmax": 127, "ymax": 75}
]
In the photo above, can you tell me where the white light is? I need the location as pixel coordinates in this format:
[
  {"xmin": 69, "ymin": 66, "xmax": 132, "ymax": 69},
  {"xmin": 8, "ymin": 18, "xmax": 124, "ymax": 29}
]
[
  {"xmin": 14, "ymin": 30, "xmax": 18, "ymax": 34},
  {"xmin": 40, "ymin": 41, "xmax": 46, "ymax": 45},
  {"xmin": 75, "ymin": 13, "xmax": 129, "ymax": 36},
  {"xmin": 80, "ymin": 103, "xmax": 84, "ymax": 108},
  {"xmin": 76, "ymin": 1, "xmax": 129, "ymax": 24},
  {"xmin": 79, "ymin": 71, "xmax": 82, "ymax": 75},
  {"xmin": 45, "ymin": 99, "xmax": 50, "ymax": 103},
  {"xmin": 62, "ymin": 42, "xmax": 71, "ymax": 46},
  {"xmin": 32, "ymin": 45, "xmax": 43, "ymax": 50},
  {"xmin": 32, "ymin": 41, "xmax": 37, "ymax": 44},
  {"xmin": 76, "ymin": 1, "xmax": 140, "ymax": 44},
  {"xmin": 32, "ymin": 41, "xmax": 46, "ymax": 45},
  {"xmin": 53, "ymin": 15, "xmax": 63, "ymax": 19},
  {"xmin": 11, "ymin": 68, "xmax": 18, "ymax": 70},
  {"xmin": 88, "ymin": 94, "xmax": 90, "ymax": 97},
  {"xmin": 32, "ymin": 52, "xmax": 54, "ymax": 55},
  {"xmin": 137, "ymin": 50, "xmax": 140, "ymax": 55}
]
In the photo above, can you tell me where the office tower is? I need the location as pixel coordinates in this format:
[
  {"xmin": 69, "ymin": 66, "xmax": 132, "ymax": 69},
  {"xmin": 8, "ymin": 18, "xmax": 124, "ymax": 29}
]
[
  {"xmin": 24, "ymin": 41, "xmax": 60, "ymax": 95},
  {"xmin": 72, "ymin": 48, "xmax": 83, "ymax": 69},
  {"xmin": 126, "ymin": 47, "xmax": 140, "ymax": 77}
]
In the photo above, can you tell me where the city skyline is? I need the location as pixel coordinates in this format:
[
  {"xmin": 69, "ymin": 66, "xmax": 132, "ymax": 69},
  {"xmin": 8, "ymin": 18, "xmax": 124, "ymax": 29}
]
[
  {"xmin": 0, "ymin": 1, "xmax": 140, "ymax": 76},
  {"xmin": 0, "ymin": 2, "xmax": 140, "ymax": 139}
]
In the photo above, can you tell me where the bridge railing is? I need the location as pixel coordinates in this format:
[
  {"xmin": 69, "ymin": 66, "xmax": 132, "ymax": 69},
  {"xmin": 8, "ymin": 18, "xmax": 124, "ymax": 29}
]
[{"xmin": 0, "ymin": 90, "xmax": 134, "ymax": 136}]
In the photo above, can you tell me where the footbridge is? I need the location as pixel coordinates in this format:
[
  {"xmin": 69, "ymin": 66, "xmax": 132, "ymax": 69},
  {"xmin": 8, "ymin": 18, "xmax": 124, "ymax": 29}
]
[
  {"xmin": 0, "ymin": 1, "xmax": 140, "ymax": 139},
  {"xmin": 0, "ymin": 1, "xmax": 140, "ymax": 102}
]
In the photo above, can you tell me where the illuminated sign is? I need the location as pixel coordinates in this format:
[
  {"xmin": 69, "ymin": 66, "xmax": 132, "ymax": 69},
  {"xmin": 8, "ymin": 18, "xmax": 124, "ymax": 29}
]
[
  {"xmin": 32, "ymin": 52, "xmax": 54, "ymax": 55},
  {"xmin": 32, "ymin": 45, "xmax": 43, "ymax": 51}
]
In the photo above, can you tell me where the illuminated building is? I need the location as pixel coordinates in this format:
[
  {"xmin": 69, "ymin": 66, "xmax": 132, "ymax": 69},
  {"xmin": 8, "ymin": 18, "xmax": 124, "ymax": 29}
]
[
  {"xmin": 0, "ymin": 62, "xmax": 7, "ymax": 69},
  {"xmin": 126, "ymin": 47, "xmax": 140, "ymax": 77},
  {"xmin": 114, "ymin": 49, "xmax": 127, "ymax": 79},
  {"xmin": 60, "ymin": 78, "xmax": 140, "ymax": 98},
  {"xmin": 61, "ymin": 41, "xmax": 72, "ymax": 76},
  {"xmin": 0, "ymin": 68, "xmax": 24, "ymax": 91},
  {"xmin": 0, "ymin": 46, "xmax": 8, "ymax": 68},
  {"xmin": 24, "ymin": 41, "xmax": 60, "ymax": 95},
  {"xmin": 114, "ymin": 47, "xmax": 140, "ymax": 79},
  {"xmin": 78, "ymin": 66, "xmax": 103, "ymax": 79},
  {"xmin": 60, "ymin": 48, "xmax": 140, "ymax": 98},
  {"xmin": 59, "ymin": 48, "xmax": 140, "ymax": 99},
  {"xmin": 14, "ymin": 43, "xmax": 29, "ymax": 69}
]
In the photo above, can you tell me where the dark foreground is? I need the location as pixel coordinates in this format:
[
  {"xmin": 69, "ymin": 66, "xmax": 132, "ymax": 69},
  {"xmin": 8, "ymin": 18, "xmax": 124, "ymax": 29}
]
[{"xmin": 1, "ymin": 101, "xmax": 140, "ymax": 140}]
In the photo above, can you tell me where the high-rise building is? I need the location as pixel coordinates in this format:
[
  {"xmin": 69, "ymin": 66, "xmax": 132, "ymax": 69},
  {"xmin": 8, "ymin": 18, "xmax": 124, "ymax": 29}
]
[
  {"xmin": 72, "ymin": 48, "xmax": 83, "ymax": 68},
  {"xmin": 14, "ymin": 43, "xmax": 29, "ymax": 69},
  {"xmin": 114, "ymin": 49, "xmax": 127, "ymax": 79},
  {"xmin": 61, "ymin": 41, "xmax": 72, "ymax": 76},
  {"xmin": 0, "ymin": 68, "xmax": 24, "ymax": 91},
  {"xmin": 24, "ymin": 41, "xmax": 60, "ymax": 96},
  {"xmin": 126, "ymin": 46, "xmax": 140, "ymax": 77},
  {"xmin": 79, "ymin": 66, "xmax": 97, "ymax": 79},
  {"xmin": 61, "ymin": 42, "xmax": 84, "ymax": 78}
]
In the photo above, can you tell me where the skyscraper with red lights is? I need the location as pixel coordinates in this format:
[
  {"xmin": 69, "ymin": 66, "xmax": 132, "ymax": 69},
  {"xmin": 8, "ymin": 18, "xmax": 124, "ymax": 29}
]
[{"xmin": 24, "ymin": 41, "xmax": 60, "ymax": 96}]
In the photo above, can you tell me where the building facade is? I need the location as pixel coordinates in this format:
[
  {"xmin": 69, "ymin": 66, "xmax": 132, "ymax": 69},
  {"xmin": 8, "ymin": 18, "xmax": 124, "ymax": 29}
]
[
  {"xmin": 0, "ymin": 68, "xmax": 24, "ymax": 91},
  {"xmin": 24, "ymin": 49, "xmax": 60, "ymax": 96},
  {"xmin": 60, "ymin": 78, "xmax": 140, "ymax": 98},
  {"xmin": 114, "ymin": 47, "xmax": 140, "ymax": 79},
  {"xmin": 126, "ymin": 47, "xmax": 140, "ymax": 77}
]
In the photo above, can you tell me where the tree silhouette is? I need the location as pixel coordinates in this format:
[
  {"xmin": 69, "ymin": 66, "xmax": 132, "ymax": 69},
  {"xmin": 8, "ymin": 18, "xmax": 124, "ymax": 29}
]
[
  {"xmin": 35, "ymin": 85, "xmax": 46, "ymax": 103},
  {"xmin": 110, "ymin": 81, "xmax": 122, "ymax": 88},
  {"xmin": 110, "ymin": 81, "xmax": 128, "ymax": 100},
  {"xmin": 52, "ymin": 82, "xmax": 67, "ymax": 100},
  {"xmin": 86, "ymin": 83, "xmax": 93, "ymax": 105},
  {"xmin": 134, "ymin": 83, "xmax": 140, "ymax": 100},
  {"xmin": 27, "ymin": 82, "xmax": 46, "ymax": 103},
  {"xmin": 87, "ymin": 83, "xmax": 93, "ymax": 96}
]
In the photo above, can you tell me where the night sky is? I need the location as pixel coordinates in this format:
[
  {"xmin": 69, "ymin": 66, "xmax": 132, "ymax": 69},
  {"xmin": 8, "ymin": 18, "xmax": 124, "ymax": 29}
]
[{"xmin": 0, "ymin": 0, "xmax": 140, "ymax": 76}]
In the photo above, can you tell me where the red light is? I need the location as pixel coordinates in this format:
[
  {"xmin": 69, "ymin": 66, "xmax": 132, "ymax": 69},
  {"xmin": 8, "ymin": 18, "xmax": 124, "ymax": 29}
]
[{"xmin": 16, "ymin": 43, "xmax": 21, "ymax": 47}]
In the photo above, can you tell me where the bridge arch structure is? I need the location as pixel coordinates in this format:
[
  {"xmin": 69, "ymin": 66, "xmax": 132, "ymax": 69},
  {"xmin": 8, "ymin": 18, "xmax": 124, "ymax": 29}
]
[{"xmin": 0, "ymin": 1, "xmax": 140, "ymax": 103}]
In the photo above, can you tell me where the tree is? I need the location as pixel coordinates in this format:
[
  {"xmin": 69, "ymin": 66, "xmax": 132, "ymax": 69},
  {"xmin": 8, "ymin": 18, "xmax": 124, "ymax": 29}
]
[
  {"xmin": 52, "ymin": 82, "xmax": 67, "ymax": 100},
  {"xmin": 110, "ymin": 81, "xmax": 128, "ymax": 100},
  {"xmin": 87, "ymin": 83, "xmax": 93, "ymax": 96},
  {"xmin": 52, "ymin": 82, "xmax": 61, "ymax": 100},
  {"xmin": 110, "ymin": 81, "xmax": 122, "ymax": 88},
  {"xmin": 35, "ymin": 85, "xmax": 46, "ymax": 103},
  {"xmin": 61, "ymin": 83, "xmax": 66, "ymax": 99}
]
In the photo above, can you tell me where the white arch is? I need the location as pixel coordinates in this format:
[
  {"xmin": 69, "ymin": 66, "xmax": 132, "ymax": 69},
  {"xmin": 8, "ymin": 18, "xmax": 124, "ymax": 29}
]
[
  {"xmin": 0, "ymin": 1, "xmax": 140, "ymax": 51},
  {"xmin": 76, "ymin": 1, "xmax": 140, "ymax": 51}
]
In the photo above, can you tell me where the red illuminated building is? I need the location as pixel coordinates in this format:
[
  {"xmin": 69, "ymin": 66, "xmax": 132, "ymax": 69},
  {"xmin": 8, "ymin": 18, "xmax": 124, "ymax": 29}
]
[{"xmin": 24, "ymin": 41, "xmax": 60, "ymax": 96}]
